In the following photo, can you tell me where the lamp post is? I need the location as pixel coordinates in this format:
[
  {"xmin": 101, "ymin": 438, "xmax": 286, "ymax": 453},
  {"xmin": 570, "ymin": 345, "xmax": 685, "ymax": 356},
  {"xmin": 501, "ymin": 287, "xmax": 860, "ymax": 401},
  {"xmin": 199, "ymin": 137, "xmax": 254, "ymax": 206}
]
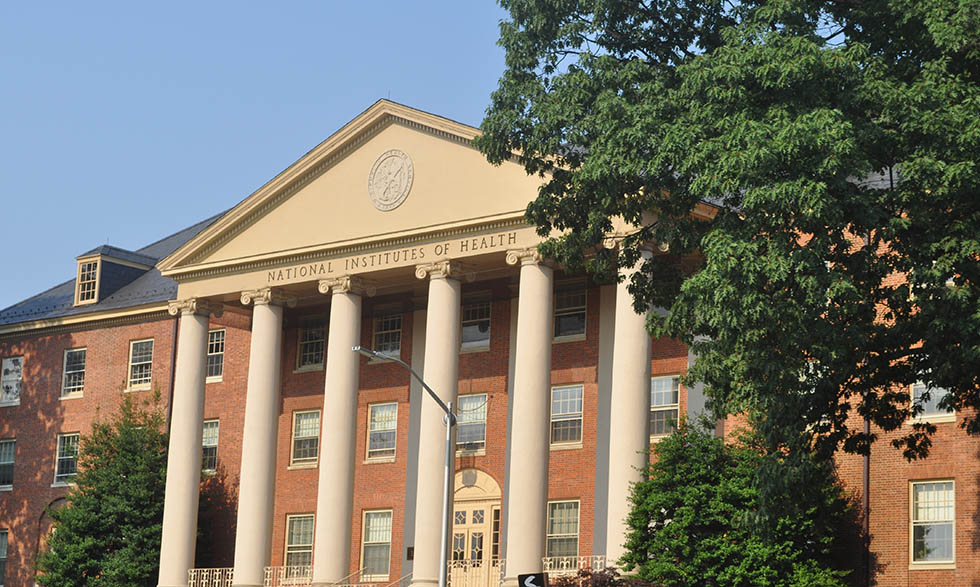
[{"xmin": 352, "ymin": 345, "xmax": 456, "ymax": 587}]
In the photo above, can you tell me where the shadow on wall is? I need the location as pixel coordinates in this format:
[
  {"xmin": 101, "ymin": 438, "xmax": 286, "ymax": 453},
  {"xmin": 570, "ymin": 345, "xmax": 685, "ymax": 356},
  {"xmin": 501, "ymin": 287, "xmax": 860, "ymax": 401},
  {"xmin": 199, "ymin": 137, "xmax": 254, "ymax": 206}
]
[{"xmin": 196, "ymin": 465, "xmax": 239, "ymax": 568}]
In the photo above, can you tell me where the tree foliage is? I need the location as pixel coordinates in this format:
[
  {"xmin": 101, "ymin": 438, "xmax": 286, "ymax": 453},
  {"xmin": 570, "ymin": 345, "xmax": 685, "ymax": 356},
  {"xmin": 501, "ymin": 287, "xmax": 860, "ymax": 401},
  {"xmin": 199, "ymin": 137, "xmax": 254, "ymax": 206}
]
[
  {"xmin": 478, "ymin": 0, "xmax": 980, "ymax": 475},
  {"xmin": 621, "ymin": 424, "xmax": 856, "ymax": 586},
  {"xmin": 36, "ymin": 394, "xmax": 168, "ymax": 587}
]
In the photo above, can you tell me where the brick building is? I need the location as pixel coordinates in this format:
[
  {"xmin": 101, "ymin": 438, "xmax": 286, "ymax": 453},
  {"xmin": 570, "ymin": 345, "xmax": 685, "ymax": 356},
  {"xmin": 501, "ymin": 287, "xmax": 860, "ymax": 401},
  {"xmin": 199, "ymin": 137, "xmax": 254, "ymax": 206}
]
[{"xmin": 0, "ymin": 101, "xmax": 973, "ymax": 586}]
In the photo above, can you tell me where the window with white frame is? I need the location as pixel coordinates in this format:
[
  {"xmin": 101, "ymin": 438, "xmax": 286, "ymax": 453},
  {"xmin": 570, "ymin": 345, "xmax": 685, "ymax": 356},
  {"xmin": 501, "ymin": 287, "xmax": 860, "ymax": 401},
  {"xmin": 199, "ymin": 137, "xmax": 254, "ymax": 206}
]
[
  {"xmin": 61, "ymin": 348, "xmax": 86, "ymax": 397},
  {"xmin": 297, "ymin": 320, "xmax": 325, "ymax": 369},
  {"xmin": 911, "ymin": 480, "xmax": 954, "ymax": 564},
  {"xmin": 457, "ymin": 394, "xmax": 487, "ymax": 452},
  {"xmin": 461, "ymin": 300, "xmax": 491, "ymax": 350},
  {"xmin": 550, "ymin": 385, "xmax": 583, "ymax": 445},
  {"xmin": 546, "ymin": 501, "xmax": 579, "ymax": 560},
  {"xmin": 202, "ymin": 420, "xmax": 219, "ymax": 474},
  {"xmin": 367, "ymin": 403, "xmax": 397, "ymax": 460},
  {"xmin": 373, "ymin": 312, "xmax": 402, "ymax": 359},
  {"xmin": 76, "ymin": 260, "xmax": 99, "ymax": 304},
  {"xmin": 285, "ymin": 514, "xmax": 315, "ymax": 569},
  {"xmin": 361, "ymin": 510, "xmax": 392, "ymax": 579},
  {"xmin": 0, "ymin": 529, "xmax": 7, "ymax": 586},
  {"xmin": 554, "ymin": 282, "xmax": 586, "ymax": 338},
  {"xmin": 912, "ymin": 383, "xmax": 953, "ymax": 419},
  {"xmin": 0, "ymin": 357, "xmax": 23, "ymax": 405},
  {"xmin": 650, "ymin": 376, "xmax": 680, "ymax": 437},
  {"xmin": 128, "ymin": 340, "xmax": 154, "ymax": 389},
  {"xmin": 207, "ymin": 330, "xmax": 225, "ymax": 380},
  {"xmin": 291, "ymin": 411, "xmax": 320, "ymax": 466},
  {"xmin": 55, "ymin": 433, "xmax": 80, "ymax": 484},
  {"xmin": 0, "ymin": 440, "xmax": 14, "ymax": 488}
]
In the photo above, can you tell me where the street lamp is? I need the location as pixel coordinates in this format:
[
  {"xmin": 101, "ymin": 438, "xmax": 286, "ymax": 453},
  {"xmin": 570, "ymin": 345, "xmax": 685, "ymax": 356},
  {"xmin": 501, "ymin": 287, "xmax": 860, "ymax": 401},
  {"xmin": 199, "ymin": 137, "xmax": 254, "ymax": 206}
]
[{"xmin": 352, "ymin": 345, "xmax": 456, "ymax": 587}]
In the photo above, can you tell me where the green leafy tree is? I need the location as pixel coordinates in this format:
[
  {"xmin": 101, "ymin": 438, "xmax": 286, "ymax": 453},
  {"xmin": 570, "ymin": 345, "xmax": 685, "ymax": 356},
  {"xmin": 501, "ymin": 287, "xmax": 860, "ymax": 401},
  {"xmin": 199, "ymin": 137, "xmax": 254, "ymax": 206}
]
[
  {"xmin": 621, "ymin": 423, "xmax": 855, "ymax": 586},
  {"xmin": 36, "ymin": 394, "xmax": 168, "ymax": 586},
  {"xmin": 478, "ymin": 0, "xmax": 980, "ymax": 478}
]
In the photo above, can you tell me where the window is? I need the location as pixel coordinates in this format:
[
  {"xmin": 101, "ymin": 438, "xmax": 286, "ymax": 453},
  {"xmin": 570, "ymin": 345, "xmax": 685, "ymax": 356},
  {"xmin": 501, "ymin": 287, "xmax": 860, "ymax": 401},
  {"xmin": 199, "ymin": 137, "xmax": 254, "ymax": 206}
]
[
  {"xmin": 650, "ymin": 376, "xmax": 680, "ymax": 437},
  {"xmin": 373, "ymin": 312, "xmax": 402, "ymax": 359},
  {"xmin": 76, "ymin": 260, "xmax": 99, "ymax": 304},
  {"xmin": 128, "ymin": 339, "xmax": 154, "ymax": 389},
  {"xmin": 285, "ymin": 514, "xmax": 315, "ymax": 569},
  {"xmin": 361, "ymin": 510, "xmax": 392, "ymax": 579},
  {"xmin": 554, "ymin": 282, "xmax": 586, "ymax": 338},
  {"xmin": 550, "ymin": 385, "xmax": 583, "ymax": 445},
  {"xmin": 461, "ymin": 300, "xmax": 491, "ymax": 350},
  {"xmin": 202, "ymin": 420, "xmax": 219, "ymax": 473},
  {"xmin": 0, "ymin": 357, "xmax": 22, "ymax": 405},
  {"xmin": 0, "ymin": 440, "xmax": 13, "ymax": 488},
  {"xmin": 0, "ymin": 530, "xmax": 7, "ymax": 586},
  {"xmin": 457, "ymin": 394, "xmax": 487, "ymax": 452},
  {"xmin": 367, "ymin": 403, "xmax": 398, "ymax": 460},
  {"xmin": 62, "ymin": 348, "xmax": 86, "ymax": 397},
  {"xmin": 291, "ymin": 411, "xmax": 320, "ymax": 466},
  {"xmin": 55, "ymin": 433, "xmax": 80, "ymax": 484},
  {"xmin": 912, "ymin": 383, "xmax": 953, "ymax": 419},
  {"xmin": 207, "ymin": 330, "xmax": 225, "ymax": 380},
  {"xmin": 546, "ymin": 501, "xmax": 579, "ymax": 560},
  {"xmin": 297, "ymin": 320, "xmax": 325, "ymax": 369},
  {"xmin": 911, "ymin": 480, "xmax": 954, "ymax": 564}
]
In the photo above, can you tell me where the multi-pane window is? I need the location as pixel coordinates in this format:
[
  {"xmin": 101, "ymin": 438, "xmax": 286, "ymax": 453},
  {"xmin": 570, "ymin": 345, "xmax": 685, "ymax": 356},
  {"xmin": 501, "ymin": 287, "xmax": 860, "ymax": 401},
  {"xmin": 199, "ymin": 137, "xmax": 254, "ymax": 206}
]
[
  {"xmin": 546, "ymin": 501, "xmax": 580, "ymax": 560},
  {"xmin": 0, "ymin": 357, "xmax": 23, "ymax": 405},
  {"xmin": 77, "ymin": 260, "xmax": 99, "ymax": 303},
  {"xmin": 291, "ymin": 411, "xmax": 320, "ymax": 466},
  {"xmin": 202, "ymin": 420, "xmax": 219, "ymax": 473},
  {"xmin": 0, "ymin": 440, "xmax": 14, "ymax": 488},
  {"xmin": 207, "ymin": 330, "xmax": 225, "ymax": 380},
  {"xmin": 912, "ymin": 383, "xmax": 953, "ymax": 418},
  {"xmin": 367, "ymin": 403, "xmax": 398, "ymax": 460},
  {"xmin": 55, "ymin": 433, "xmax": 80, "ymax": 484},
  {"xmin": 554, "ymin": 283, "xmax": 586, "ymax": 338},
  {"xmin": 911, "ymin": 480, "xmax": 954, "ymax": 563},
  {"xmin": 285, "ymin": 514, "xmax": 315, "ymax": 569},
  {"xmin": 362, "ymin": 510, "xmax": 393, "ymax": 579},
  {"xmin": 0, "ymin": 530, "xmax": 7, "ymax": 586},
  {"xmin": 297, "ymin": 321, "xmax": 325, "ymax": 369},
  {"xmin": 374, "ymin": 312, "xmax": 402, "ymax": 359},
  {"xmin": 461, "ymin": 300, "xmax": 491, "ymax": 350},
  {"xmin": 128, "ymin": 340, "xmax": 154, "ymax": 388},
  {"xmin": 457, "ymin": 394, "xmax": 487, "ymax": 452},
  {"xmin": 550, "ymin": 385, "xmax": 583, "ymax": 445},
  {"xmin": 650, "ymin": 376, "xmax": 680, "ymax": 437},
  {"xmin": 61, "ymin": 349, "xmax": 86, "ymax": 397}
]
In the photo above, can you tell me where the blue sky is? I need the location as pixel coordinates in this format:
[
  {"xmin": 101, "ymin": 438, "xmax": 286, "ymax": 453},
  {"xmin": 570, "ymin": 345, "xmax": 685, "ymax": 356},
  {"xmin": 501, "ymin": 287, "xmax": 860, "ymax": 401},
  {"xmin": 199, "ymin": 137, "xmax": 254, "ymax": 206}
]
[{"xmin": 0, "ymin": 1, "xmax": 510, "ymax": 310}]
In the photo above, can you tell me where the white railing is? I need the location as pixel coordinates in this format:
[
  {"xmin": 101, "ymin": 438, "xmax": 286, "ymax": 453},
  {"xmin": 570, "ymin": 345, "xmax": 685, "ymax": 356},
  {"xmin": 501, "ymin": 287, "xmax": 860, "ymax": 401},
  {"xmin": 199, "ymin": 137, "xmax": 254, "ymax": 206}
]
[
  {"xmin": 447, "ymin": 559, "xmax": 505, "ymax": 587},
  {"xmin": 264, "ymin": 566, "xmax": 313, "ymax": 586},
  {"xmin": 188, "ymin": 567, "xmax": 234, "ymax": 587},
  {"xmin": 541, "ymin": 555, "xmax": 606, "ymax": 577}
]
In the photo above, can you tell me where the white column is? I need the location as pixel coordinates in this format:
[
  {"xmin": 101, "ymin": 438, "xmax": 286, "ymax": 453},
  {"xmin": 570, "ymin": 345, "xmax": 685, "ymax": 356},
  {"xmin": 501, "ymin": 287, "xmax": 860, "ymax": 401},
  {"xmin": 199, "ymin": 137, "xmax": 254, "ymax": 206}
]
[
  {"xmin": 605, "ymin": 260, "xmax": 652, "ymax": 563},
  {"xmin": 409, "ymin": 261, "xmax": 461, "ymax": 587},
  {"xmin": 312, "ymin": 277, "xmax": 364, "ymax": 586},
  {"xmin": 158, "ymin": 299, "xmax": 218, "ymax": 587},
  {"xmin": 502, "ymin": 249, "xmax": 553, "ymax": 585},
  {"xmin": 233, "ymin": 288, "xmax": 289, "ymax": 587}
]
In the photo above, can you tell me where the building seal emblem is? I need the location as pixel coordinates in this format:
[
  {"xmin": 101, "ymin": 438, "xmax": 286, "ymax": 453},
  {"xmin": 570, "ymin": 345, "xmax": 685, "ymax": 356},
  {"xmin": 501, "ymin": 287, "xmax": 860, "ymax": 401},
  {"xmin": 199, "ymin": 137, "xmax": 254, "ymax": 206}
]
[{"xmin": 368, "ymin": 149, "xmax": 414, "ymax": 211}]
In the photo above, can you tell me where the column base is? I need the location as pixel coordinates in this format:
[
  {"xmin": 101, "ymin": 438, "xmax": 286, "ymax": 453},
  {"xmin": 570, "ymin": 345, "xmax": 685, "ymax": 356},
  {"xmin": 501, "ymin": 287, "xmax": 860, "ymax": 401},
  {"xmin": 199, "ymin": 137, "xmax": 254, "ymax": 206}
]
[
  {"xmin": 501, "ymin": 577, "xmax": 520, "ymax": 587},
  {"xmin": 231, "ymin": 583, "xmax": 262, "ymax": 587},
  {"xmin": 409, "ymin": 578, "xmax": 439, "ymax": 587}
]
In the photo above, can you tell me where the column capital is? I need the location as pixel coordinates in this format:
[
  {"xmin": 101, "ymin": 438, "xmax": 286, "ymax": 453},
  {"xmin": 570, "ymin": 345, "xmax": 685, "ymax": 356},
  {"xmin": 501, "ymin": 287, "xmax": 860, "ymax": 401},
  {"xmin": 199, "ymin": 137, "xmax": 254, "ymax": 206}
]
[
  {"xmin": 415, "ymin": 260, "xmax": 474, "ymax": 281},
  {"xmin": 167, "ymin": 298, "xmax": 223, "ymax": 318},
  {"xmin": 505, "ymin": 247, "xmax": 553, "ymax": 267},
  {"xmin": 317, "ymin": 275, "xmax": 376, "ymax": 297},
  {"xmin": 240, "ymin": 287, "xmax": 297, "ymax": 307}
]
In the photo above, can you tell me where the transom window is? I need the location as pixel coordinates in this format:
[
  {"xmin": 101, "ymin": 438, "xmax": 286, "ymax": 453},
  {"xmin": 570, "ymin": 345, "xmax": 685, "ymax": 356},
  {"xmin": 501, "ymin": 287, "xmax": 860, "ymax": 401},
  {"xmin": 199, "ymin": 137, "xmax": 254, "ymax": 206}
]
[
  {"xmin": 207, "ymin": 330, "xmax": 225, "ymax": 380},
  {"xmin": 650, "ymin": 376, "xmax": 680, "ymax": 437},
  {"xmin": 128, "ymin": 339, "xmax": 154, "ymax": 389},
  {"xmin": 298, "ymin": 320, "xmax": 325, "ymax": 369},
  {"xmin": 911, "ymin": 480, "xmax": 954, "ymax": 564},
  {"xmin": 62, "ymin": 349, "xmax": 86, "ymax": 397},
  {"xmin": 76, "ymin": 260, "xmax": 99, "ymax": 303},
  {"xmin": 551, "ymin": 385, "xmax": 583, "ymax": 445},
  {"xmin": 368, "ymin": 403, "xmax": 398, "ymax": 460},
  {"xmin": 457, "ymin": 394, "xmax": 487, "ymax": 452},
  {"xmin": 0, "ymin": 439, "xmax": 14, "ymax": 488},
  {"xmin": 546, "ymin": 501, "xmax": 580, "ymax": 560},
  {"xmin": 1, "ymin": 357, "xmax": 23, "ymax": 405},
  {"xmin": 912, "ymin": 383, "xmax": 953, "ymax": 419},
  {"xmin": 202, "ymin": 420, "xmax": 219, "ymax": 473},
  {"xmin": 554, "ymin": 282, "xmax": 587, "ymax": 338},
  {"xmin": 461, "ymin": 300, "xmax": 491, "ymax": 350},
  {"xmin": 55, "ymin": 433, "xmax": 80, "ymax": 484},
  {"xmin": 374, "ymin": 312, "xmax": 402, "ymax": 359},
  {"xmin": 291, "ymin": 411, "xmax": 321, "ymax": 466},
  {"xmin": 285, "ymin": 514, "xmax": 315, "ymax": 569},
  {"xmin": 362, "ymin": 510, "xmax": 393, "ymax": 579}
]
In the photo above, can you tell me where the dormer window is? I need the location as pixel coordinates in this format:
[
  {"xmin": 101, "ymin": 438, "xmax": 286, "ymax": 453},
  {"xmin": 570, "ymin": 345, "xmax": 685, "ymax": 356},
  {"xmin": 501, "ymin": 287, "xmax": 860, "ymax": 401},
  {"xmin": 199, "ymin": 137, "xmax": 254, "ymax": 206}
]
[
  {"xmin": 75, "ymin": 259, "xmax": 100, "ymax": 305},
  {"xmin": 72, "ymin": 246, "xmax": 155, "ymax": 307}
]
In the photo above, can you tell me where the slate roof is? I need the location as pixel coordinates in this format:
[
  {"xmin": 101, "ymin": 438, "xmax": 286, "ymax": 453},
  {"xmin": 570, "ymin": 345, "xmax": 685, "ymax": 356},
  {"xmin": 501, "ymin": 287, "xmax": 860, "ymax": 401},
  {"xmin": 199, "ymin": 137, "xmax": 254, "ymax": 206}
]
[{"xmin": 0, "ymin": 212, "xmax": 225, "ymax": 327}]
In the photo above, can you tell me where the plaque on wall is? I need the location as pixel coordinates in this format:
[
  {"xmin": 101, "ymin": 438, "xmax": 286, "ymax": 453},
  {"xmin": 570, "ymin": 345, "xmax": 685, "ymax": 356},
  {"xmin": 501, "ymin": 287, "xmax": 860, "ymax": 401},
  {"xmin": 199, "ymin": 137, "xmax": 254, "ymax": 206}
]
[{"xmin": 368, "ymin": 149, "xmax": 414, "ymax": 211}]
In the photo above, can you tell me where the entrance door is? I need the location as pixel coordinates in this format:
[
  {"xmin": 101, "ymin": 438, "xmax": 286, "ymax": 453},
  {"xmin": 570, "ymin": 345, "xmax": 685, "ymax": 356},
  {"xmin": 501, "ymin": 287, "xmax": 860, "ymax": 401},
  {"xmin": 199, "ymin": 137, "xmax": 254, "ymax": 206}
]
[{"xmin": 448, "ymin": 501, "xmax": 501, "ymax": 587}]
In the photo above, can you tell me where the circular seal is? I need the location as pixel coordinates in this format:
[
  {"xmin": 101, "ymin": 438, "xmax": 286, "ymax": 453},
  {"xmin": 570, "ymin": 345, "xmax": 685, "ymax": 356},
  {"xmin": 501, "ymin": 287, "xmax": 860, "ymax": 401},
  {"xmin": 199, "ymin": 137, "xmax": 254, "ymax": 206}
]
[{"xmin": 368, "ymin": 149, "xmax": 414, "ymax": 211}]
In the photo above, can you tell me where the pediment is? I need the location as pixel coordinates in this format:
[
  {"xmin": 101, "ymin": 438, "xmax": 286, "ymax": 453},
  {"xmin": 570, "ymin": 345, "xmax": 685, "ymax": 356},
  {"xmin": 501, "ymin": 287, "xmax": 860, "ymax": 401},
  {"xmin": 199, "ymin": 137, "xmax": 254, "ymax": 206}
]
[{"xmin": 159, "ymin": 100, "xmax": 543, "ymax": 279}]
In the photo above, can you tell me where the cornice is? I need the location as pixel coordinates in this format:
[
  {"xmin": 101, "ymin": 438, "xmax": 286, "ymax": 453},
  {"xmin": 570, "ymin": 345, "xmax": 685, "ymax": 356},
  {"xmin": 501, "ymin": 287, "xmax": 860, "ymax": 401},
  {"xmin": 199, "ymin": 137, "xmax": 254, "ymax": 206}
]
[{"xmin": 0, "ymin": 305, "xmax": 172, "ymax": 340}]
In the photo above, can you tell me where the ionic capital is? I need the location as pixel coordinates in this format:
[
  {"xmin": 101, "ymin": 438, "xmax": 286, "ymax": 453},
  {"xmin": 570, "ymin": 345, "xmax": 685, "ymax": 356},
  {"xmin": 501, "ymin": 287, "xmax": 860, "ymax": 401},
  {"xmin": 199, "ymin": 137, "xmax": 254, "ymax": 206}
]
[
  {"xmin": 415, "ymin": 260, "xmax": 474, "ymax": 281},
  {"xmin": 240, "ymin": 287, "xmax": 297, "ymax": 307},
  {"xmin": 167, "ymin": 298, "xmax": 223, "ymax": 318},
  {"xmin": 317, "ymin": 275, "xmax": 376, "ymax": 297},
  {"xmin": 505, "ymin": 247, "xmax": 552, "ymax": 267}
]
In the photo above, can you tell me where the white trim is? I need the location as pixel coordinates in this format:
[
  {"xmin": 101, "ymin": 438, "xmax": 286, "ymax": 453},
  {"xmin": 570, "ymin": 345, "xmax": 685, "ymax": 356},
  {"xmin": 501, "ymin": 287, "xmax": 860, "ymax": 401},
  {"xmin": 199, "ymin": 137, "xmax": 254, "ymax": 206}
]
[
  {"xmin": 909, "ymin": 479, "xmax": 956, "ymax": 569},
  {"xmin": 650, "ymin": 375, "xmax": 681, "ymax": 439},
  {"xmin": 284, "ymin": 513, "xmax": 316, "ymax": 569},
  {"xmin": 61, "ymin": 347, "xmax": 87, "ymax": 398},
  {"xmin": 126, "ymin": 338, "xmax": 154, "ymax": 391},
  {"xmin": 360, "ymin": 509, "xmax": 393, "ymax": 581},
  {"xmin": 545, "ymin": 499, "xmax": 581, "ymax": 559},
  {"xmin": 366, "ymin": 402, "xmax": 398, "ymax": 461},
  {"xmin": 550, "ymin": 384, "xmax": 584, "ymax": 447},
  {"xmin": 289, "ymin": 410, "xmax": 321, "ymax": 467}
]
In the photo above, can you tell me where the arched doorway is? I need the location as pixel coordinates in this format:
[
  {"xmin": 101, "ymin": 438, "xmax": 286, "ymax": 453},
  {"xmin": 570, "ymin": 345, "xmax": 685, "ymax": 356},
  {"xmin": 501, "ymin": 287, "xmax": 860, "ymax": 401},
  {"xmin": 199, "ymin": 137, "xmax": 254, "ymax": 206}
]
[{"xmin": 449, "ymin": 469, "xmax": 503, "ymax": 587}]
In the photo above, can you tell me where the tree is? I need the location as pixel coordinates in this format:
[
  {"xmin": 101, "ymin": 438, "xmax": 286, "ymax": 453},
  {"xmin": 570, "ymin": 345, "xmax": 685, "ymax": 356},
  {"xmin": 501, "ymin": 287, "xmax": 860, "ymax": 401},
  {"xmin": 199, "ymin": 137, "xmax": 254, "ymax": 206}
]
[
  {"xmin": 620, "ymin": 423, "xmax": 856, "ymax": 586},
  {"xmin": 477, "ymin": 0, "xmax": 980, "ymax": 475},
  {"xmin": 36, "ymin": 394, "xmax": 168, "ymax": 587}
]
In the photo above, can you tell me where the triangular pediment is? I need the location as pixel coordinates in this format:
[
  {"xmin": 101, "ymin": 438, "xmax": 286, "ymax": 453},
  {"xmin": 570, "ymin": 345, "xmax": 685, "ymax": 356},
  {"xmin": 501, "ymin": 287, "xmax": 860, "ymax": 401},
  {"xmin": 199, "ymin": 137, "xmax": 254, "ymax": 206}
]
[{"xmin": 159, "ymin": 100, "xmax": 542, "ymax": 278}]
